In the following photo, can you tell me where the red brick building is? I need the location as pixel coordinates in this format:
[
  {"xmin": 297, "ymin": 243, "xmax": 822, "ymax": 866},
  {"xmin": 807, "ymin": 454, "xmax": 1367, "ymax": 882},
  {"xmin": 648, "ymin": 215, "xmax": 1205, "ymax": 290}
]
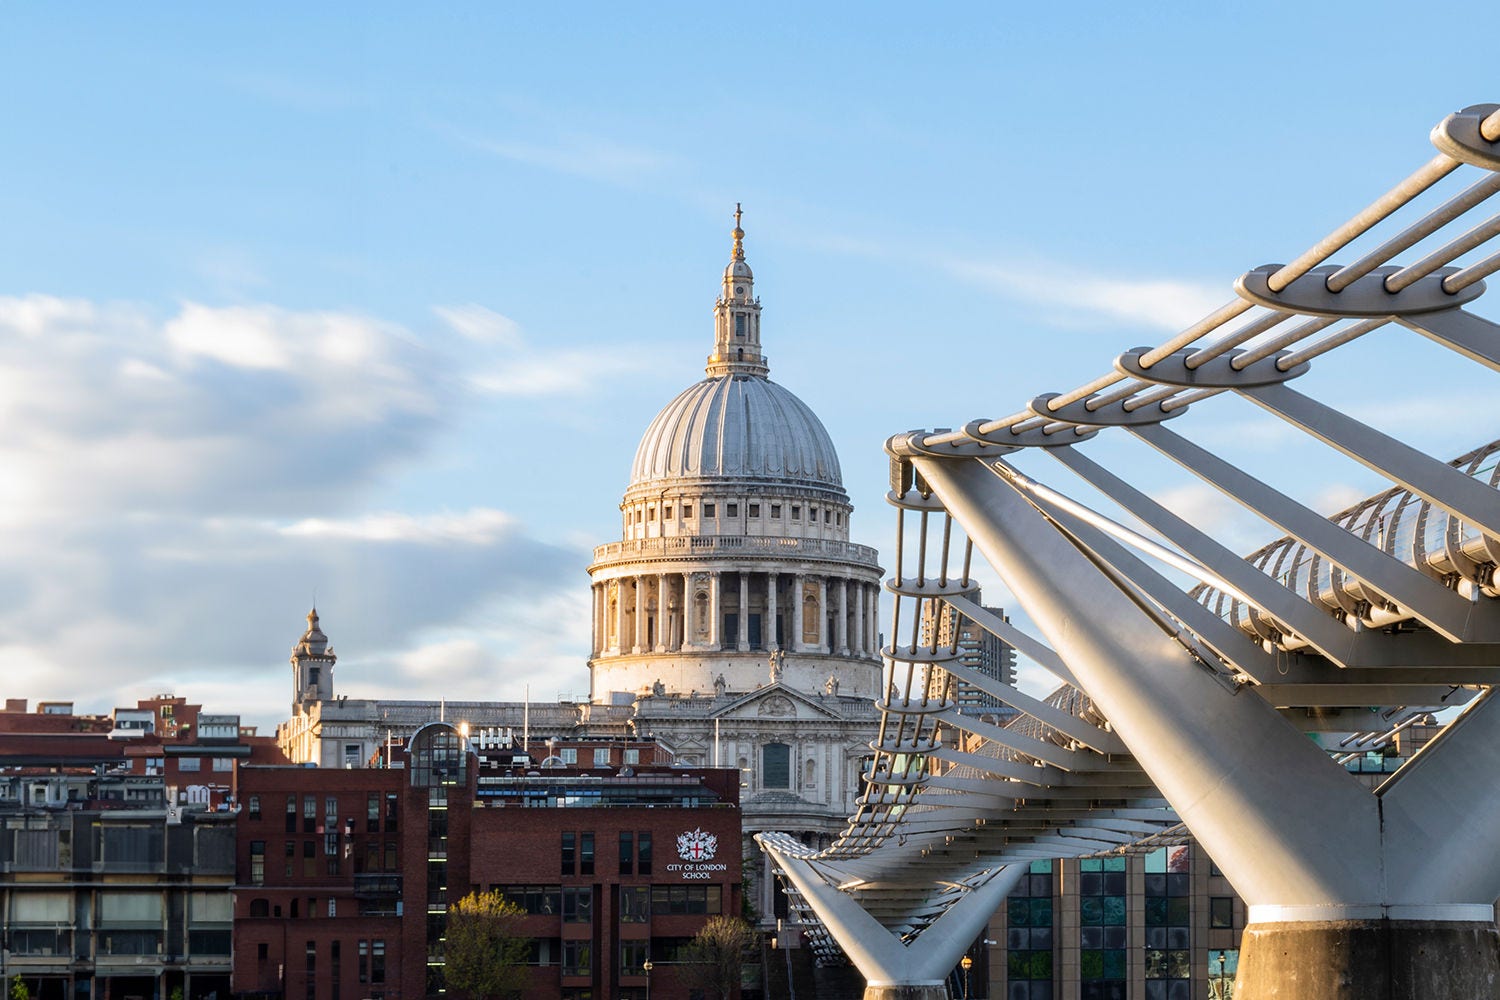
[{"xmin": 233, "ymin": 722, "xmax": 741, "ymax": 1000}]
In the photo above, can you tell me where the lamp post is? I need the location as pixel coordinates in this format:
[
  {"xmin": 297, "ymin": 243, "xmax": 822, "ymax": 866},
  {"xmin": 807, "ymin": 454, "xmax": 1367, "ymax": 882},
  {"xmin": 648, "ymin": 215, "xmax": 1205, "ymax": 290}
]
[
  {"xmin": 643, "ymin": 958, "xmax": 654, "ymax": 1000},
  {"xmin": 1217, "ymin": 952, "xmax": 1228, "ymax": 1000},
  {"xmin": 961, "ymin": 954, "xmax": 973, "ymax": 1000}
]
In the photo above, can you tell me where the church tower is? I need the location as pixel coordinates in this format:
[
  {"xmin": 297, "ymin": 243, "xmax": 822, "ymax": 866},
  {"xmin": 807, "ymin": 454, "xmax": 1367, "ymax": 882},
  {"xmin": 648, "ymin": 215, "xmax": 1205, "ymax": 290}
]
[
  {"xmin": 707, "ymin": 204, "xmax": 768, "ymax": 378},
  {"xmin": 290, "ymin": 608, "xmax": 336, "ymax": 708}
]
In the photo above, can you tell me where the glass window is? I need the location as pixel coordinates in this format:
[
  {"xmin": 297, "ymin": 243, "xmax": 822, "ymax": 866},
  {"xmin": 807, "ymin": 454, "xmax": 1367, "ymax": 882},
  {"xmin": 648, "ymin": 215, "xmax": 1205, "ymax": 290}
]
[
  {"xmin": 621, "ymin": 940, "xmax": 650, "ymax": 979},
  {"xmin": 249, "ymin": 841, "xmax": 265, "ymax": 885},
  {"xmin": 1208, "ymin": 949, "xmax": 1239, "ymax": 1000},
  {"xmin": 704, "ymin": 502, "xmax": 716, "ymax": 517},
  {"xmin": 580, "ymin": 833, "xmax": 595, "ymax": 876},
  {"xmin": 771, "ymin": 504, "xmax": 781, "ymax": 518},
  {"xmin": 367, "ymin": 794, "xmax": 380, "ymax": 833},
  {"xmin": 663, "ymin": 505, "xmax": 673, "ymax": 519},
  {"xmin": 563, "ymin": 940, "xmax": 592, "ymax": 977},
  {"xmin": 638, "ymin": 832, "xmax": 652, "ymax": 875},
  {"xmin": 683, "ymin": 504, "xmax": 693, "ymax": 518},
  {"xmin": 619, "ymin": 832, "xmax": 633, "ymax": 875},
  {"xmin": 726, "ymin": 503, "xmax": 737, "ymax": 517},
  {"xmin": 179, "ymin": 757, "xmax": 201, "ymax": 772},
  {"xmin": 621, "ymin": 886, "xmax": 649, "ymax": 923},
  {"xmin": 1210, "ymin": 897, "xmax": 1233, "ymax": 929},
  {"xmin": 562, "ymin": 887, "xmax": 593, "ymax": 923},
  {"xmin": 562, "ymin": 833, "xmax": 575, "ymax": 876},
  {"xmin": 594, "ymin": 748, "xmax": 611, "ymax": 767},
  {"xmin": 561, "ymin": 748, "xmax": 578, "ymax": 764},
  {"xmin": 1081, "ymin": 856, "xmax": 1126, "ymax": 994},
  {"xmin": 212, "ymin": 757, "xmax": 234, "ymax": 772},
  {"xmin": 748, "ymin": 503, "xmax": 759, "ymax": 518},
  {"xmin": 304, "ymin": 794, "xmax": 317, "ymax": 832},
  {"xmin": 248, "ymin": 795, "xmax": 261, "ymax": 820}
]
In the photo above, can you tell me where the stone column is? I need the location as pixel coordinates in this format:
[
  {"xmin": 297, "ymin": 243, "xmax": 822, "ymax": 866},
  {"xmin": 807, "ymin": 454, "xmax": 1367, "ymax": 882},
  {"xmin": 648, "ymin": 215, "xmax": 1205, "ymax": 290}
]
[
  {"xmin": 614, "ymin": 579, "xmax": 628, "ymax": 656},
  {"xmin": 655, "ymin": 572, "xmax": 668, "ymax": 652},
  {"xmin": 854, "ymin": 582, "xmax": 866, "ymax": 657},
  {"xmin": 738, "ymin": 573, "xmax": 750, "ymax": 652},
  {"xmin": 589, "ymin": 584, "xmax": 600, "ymax": 656},
  {"xmin": 591, "ymin": 587, "xmax": 603, "ymax": 656},
  {"xmin": 837, "ymin": 578, "xmax": 850, "ymax": 656},
  {"xmin": 632, "ymin": 575, "xmax": 645, "ymax": 654},
  {"xmin": 767, "ymin": 571, "xmax": 779, "ymax": 651},
  {"xmin": 680, "ymin": 571, "xmax": 692, "ymax": 651},
  {"xmin": 791, "ymin": 573, "xmax": 805, "ymax": 652},
  {"xmin": 817, "ymin": 576, "xmax": 829, "ymax": 653},
  {"xmin": 709, "ymin": 572, "xmax": 721, "ymax": 649}
]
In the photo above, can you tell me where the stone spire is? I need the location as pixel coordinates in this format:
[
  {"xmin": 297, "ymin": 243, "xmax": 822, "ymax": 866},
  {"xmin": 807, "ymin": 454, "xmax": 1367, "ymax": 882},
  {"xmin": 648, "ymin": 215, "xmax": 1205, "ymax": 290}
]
[{"xmin": 706, "ymin": 203, "xmax": 769, "ymax": 378}]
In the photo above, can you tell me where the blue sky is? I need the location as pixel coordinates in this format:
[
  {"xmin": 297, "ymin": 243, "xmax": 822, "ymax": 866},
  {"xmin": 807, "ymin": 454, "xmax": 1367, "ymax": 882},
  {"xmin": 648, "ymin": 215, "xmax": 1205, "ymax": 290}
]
[{"xmin": 1, "ymin": 5, "xmax": 1496, "ymax": 731}]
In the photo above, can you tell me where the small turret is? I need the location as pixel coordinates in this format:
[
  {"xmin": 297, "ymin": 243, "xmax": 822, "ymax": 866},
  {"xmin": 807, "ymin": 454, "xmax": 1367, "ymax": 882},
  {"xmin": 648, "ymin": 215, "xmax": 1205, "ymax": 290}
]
[{"xmin": 291, "ymin": 608, "xmax": 336, "ymax": 708}]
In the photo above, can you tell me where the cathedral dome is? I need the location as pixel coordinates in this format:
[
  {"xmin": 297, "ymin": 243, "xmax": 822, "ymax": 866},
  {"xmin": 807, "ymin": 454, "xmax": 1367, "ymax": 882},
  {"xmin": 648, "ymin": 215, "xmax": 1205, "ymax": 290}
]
[{"xmin": 629, "ymin": 374, "xmax": 842, "ymax": 490}]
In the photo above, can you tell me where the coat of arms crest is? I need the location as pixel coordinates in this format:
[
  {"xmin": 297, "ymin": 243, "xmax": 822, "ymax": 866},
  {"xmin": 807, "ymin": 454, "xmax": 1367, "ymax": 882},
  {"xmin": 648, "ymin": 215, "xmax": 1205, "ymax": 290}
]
[{"xmin": 676, "ymin": 828, "xmax": 718, "ymax": 862}]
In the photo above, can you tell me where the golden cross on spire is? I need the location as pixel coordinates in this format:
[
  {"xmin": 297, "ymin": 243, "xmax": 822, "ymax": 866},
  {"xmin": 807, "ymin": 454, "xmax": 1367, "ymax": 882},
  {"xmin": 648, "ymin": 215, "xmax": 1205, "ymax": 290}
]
[{"xmin": 732, "ymin": 203, "xmax": 745, "ymax": 260}]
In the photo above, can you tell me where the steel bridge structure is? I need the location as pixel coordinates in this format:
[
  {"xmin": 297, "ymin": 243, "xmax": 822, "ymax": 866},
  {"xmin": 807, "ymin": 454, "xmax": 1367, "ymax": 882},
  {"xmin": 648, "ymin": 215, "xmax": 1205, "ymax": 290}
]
[{"xmin": 758, "ymin": 103, "xmax": 1500, "ymax": 1000}]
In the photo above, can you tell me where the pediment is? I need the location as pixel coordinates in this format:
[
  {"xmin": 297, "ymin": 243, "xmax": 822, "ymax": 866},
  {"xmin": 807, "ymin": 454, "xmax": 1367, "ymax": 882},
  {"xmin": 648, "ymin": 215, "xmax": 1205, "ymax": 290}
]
[{"xmin": 713, "ymin": 684, "xmax": 842, "ymax": 722}]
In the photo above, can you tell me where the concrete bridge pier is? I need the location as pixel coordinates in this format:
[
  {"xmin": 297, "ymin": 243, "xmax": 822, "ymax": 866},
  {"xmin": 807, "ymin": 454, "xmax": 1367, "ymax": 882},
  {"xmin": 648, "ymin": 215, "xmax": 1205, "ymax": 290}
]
[
  {"xmin": 1236, "ymin": 918, "xmax": 1500, "ymax": 1000},
  {"xmin": 909, "ymin": 452, "xmax": 1500, "ymax": 1000}
]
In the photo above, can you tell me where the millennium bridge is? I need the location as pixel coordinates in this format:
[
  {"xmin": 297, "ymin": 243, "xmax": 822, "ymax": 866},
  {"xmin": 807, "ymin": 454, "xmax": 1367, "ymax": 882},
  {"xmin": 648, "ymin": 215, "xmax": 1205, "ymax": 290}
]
[{"xmin": 758, "ymin": 102, "xmax": 1500, "ymax": 1000}]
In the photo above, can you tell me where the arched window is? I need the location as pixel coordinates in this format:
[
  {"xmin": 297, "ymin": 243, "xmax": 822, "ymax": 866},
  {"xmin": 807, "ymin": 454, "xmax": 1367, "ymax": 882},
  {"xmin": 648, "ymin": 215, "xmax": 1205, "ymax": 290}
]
[
  {"xmin": 249, "ymin": 898, "xmax": 270, "ymax": 918},
  {"xmin": 763, "ymin": 743, "xmax": 790, "ymax": 788},
  {"xmin": 409, "ymin": 724, "xmax": 467, "ymax": 788}
]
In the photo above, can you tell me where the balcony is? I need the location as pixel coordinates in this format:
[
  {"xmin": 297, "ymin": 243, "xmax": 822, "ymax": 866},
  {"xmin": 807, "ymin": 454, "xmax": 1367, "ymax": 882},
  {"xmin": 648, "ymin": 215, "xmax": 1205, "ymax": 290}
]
[{"xmin": 591, "ymin": 534, "xmax": 879, "ymax": 567}]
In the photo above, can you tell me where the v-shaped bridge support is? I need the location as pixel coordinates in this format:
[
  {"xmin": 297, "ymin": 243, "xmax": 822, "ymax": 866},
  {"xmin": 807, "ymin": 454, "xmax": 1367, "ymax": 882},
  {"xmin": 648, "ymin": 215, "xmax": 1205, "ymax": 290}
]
[{"xmin": 758, "ymin": 834, "xmax": 1023, "ymax": 1000}]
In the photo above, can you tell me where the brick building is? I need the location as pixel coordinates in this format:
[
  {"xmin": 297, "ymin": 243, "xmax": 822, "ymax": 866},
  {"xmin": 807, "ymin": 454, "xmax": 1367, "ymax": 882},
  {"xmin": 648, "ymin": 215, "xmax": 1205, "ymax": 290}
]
[{"xmin": 233, "ymin": 721, "xmax": 742, "ymax": 1000}]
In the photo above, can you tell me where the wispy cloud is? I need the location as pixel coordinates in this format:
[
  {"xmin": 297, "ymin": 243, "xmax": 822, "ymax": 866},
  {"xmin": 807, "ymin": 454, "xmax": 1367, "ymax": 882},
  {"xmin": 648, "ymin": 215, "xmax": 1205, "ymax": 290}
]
[
  {"xmin": 433, "ymin": 303, "xmax": 650, "ymax": 397},
  {"xmin": 445, "ymin": 126, "xmax": 675, "ymax": 184},
  {"xmin": 282, "ymin": 508, "xmax": 515, "ymax": 544},
  {"xmin": 939, "ymin": 256, "xmax": 1227, "ymax": 333}
]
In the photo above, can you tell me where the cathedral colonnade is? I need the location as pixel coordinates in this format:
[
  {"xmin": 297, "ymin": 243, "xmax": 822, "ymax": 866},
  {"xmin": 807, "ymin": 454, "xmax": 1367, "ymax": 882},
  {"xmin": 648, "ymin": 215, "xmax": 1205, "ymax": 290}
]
[{"xmin": 589, "ymin": 567, "xmax": 881, "ymax": 660}]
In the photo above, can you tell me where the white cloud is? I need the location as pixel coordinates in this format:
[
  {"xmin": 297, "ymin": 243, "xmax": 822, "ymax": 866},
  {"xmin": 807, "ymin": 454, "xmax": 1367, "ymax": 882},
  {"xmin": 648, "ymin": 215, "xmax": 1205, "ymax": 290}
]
[
  {"xmin": 432, "ymin": 304, "xmax": 523, "ymax": 347},
  {"xmin": 433, "ymin": 303, "xmax": 650, "ymax": 397},
  {"xmin": 0, "ymin": 294, "xmax": 597, "ymax": 731},
  {"xmin": 941, "ymin": 256, "xmax": 1226, "ymax": 333},
  {"xmin": 282, "ymin": 508, "xmax": 515, "ymax": 544}
]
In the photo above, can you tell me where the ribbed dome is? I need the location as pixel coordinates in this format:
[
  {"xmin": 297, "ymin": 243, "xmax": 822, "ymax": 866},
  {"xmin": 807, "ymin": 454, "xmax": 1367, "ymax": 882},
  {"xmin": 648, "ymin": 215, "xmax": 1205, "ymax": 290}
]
[{"xmin": 629, "ymin": 374, "xmax": 843, "ymax": 490}]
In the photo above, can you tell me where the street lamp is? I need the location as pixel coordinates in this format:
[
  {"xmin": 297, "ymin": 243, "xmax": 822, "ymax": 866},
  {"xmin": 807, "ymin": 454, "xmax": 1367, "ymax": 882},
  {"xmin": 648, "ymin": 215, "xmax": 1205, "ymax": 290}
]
[
  {"xmin": 643, "ymin": 958, "xmax": 654, "ymax": 1000},
  {"xmin": 961, "ymin": 954, "xmax": 973, "ymax": 1000}
]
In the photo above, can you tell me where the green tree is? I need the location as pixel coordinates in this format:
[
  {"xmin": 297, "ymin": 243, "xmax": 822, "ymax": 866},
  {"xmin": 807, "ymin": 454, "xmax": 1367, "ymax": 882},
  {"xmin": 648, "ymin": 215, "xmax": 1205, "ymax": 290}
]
[
  {"xmin": 444, "ymin": 890, "xmax": 530, "ymax": 1000},
  {"xmin": 10, "ymin": 977, "xmax": 29, "ymax": 1000},
  {"xmin": 679, "ymin": 915, "xmax": 754, "ymax": 1000}
]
